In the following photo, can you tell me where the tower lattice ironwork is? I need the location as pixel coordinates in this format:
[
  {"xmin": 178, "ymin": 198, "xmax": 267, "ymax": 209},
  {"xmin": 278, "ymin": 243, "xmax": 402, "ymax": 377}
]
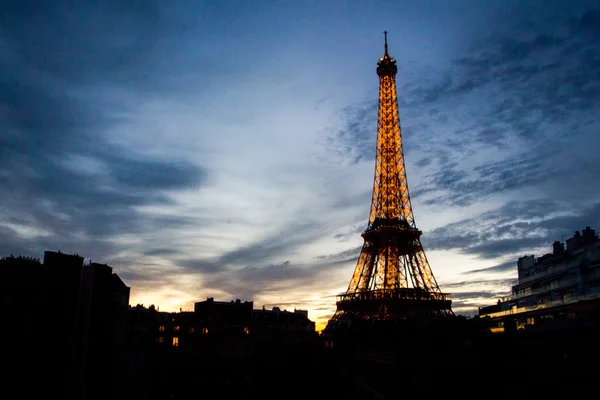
[{"xmin": 331, "ymin": 32, "xmax": 453, "ymax": 322}]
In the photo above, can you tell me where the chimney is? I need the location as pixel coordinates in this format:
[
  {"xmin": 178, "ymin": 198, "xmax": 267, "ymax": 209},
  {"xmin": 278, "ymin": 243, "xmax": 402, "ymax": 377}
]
[{"xmin": 552, "ymin": 241, "xmax": 565, "ymax": 255}]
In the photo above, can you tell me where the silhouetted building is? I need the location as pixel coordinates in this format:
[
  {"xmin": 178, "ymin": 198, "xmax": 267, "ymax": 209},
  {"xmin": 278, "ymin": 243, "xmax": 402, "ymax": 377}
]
[
  {"xmin": 252, "ymin": 306, "xmax": 316, "ymax": 338},
  {"xmin": 0, "ymin": 254, "xmax": 43, "ymax": 330},
  {"xmin": 0, "ymin": 254, "xmax": 45, "ymax": 392},
  {"xmin": 479, "ymin": 226, "xmax": 600, "ymax": 332},
  {"xmin": 2, "ymin": 249, "xmax": 325, "ymax": 399},
  {"xmin": 194, "ymin": 297, "xmax": 254, "ymax": 334},
  {"xmin": 1, "ymin": 250, "xmax": 130, "ymax": 400},
  {"xmin": 124, "ymin": 299, "xmax": 319, "ymax": 399}
]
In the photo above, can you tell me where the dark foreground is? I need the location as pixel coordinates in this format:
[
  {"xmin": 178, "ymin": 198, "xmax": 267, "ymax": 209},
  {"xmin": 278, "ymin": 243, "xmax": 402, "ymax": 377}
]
[
  {"xmin": 327, "ymin": 316, "xmax": 600, "ymax": 399},
  {"xmin": 7, "ymin": 316, "xmax": 600, "ymax": 399},
  {"xmin": 120, "ymin": 317, "xmax": 600, "ymax": 399}
]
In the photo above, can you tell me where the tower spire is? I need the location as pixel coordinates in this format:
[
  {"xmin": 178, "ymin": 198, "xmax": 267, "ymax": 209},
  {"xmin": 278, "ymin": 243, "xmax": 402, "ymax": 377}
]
[
  {"xmin": 377, "ymin": 31, "xmax": 397, "ymax": 77},
  {"xmin": 328, "ymin": 33, "xmax": 453, "ymax": 325},
  {"xmin": 384, "ymin": 30, "xmax": 389, "ymax": 57}
]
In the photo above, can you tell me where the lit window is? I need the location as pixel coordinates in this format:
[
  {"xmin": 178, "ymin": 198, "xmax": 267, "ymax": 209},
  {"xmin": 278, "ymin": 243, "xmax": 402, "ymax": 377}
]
[
  {"xmin": 202, "ymin": 328, "xmax": 209, "ymax": 335},
  {"xmin": 172, "ymin": 337, "xmax": 179, "ymax": 347},
  {"xmin": 157, "ymin": 337, "xmax": 165, "ymax": 344},
  {"xmin": 243, "ymin": 326, "xmax": 249, "ymax": 334},
  {"xmin": 174, "ymin": 326, "xmax": 180, "ymax": 332},
  {"xmin": 159, "ymin": 325, "xmax": 165, "ymax": 332}
]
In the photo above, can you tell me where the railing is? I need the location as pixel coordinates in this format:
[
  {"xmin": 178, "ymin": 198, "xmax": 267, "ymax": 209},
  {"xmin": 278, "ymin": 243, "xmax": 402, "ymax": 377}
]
[{"xmin": 337, "ymin": 288, "xmax": 449, "ymax": 303}]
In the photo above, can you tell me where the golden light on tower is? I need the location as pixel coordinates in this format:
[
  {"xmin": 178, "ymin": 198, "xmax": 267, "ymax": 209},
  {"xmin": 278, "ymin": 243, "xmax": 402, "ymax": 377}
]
[{"xmin": 330, "ymin": 32, "xmax": 452, "ymax": 322}]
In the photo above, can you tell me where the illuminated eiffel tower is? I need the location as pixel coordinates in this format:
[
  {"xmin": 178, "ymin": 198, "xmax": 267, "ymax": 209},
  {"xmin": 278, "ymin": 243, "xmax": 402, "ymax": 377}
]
[{"xmin": 330, "ymin": 33, "xmax": 453, "ymax": 324}]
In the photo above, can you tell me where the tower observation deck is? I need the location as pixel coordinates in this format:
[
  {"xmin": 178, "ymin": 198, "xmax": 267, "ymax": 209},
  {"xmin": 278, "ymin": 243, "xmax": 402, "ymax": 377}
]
[{"xmin": 329, "ymin": 32, "xmax": 453, "ymax": 324}]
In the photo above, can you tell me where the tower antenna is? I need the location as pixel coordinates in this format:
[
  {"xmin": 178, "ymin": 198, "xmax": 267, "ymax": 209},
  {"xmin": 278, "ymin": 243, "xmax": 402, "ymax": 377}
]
[{"xmin": 384, "ymin": 30, "xmax": 389, "ymax": 56}]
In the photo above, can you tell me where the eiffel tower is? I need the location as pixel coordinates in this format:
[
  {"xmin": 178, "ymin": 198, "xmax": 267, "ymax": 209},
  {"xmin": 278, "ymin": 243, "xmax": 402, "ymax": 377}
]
[{"xmin": 329, "ymin": 33, "xmax": 453, "ymax": 325}]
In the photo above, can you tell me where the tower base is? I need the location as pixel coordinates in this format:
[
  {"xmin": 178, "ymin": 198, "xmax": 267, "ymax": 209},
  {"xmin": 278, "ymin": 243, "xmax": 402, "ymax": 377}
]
[{"xmin": 330, "ymin": 288, "xmax": 453, "ymax": 323}]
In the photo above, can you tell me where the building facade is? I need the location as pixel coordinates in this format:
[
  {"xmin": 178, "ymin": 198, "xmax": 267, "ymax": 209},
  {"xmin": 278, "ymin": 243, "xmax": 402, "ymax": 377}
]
[{"xmin": 479, "ymin": 226, "xmax": 600, "ymax": 332}]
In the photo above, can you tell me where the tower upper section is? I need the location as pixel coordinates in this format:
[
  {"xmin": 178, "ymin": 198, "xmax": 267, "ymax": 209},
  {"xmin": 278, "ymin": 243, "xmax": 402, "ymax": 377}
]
[{"xmin": 367, "ymin": 32, "xmax": 415, "ymax": 230}]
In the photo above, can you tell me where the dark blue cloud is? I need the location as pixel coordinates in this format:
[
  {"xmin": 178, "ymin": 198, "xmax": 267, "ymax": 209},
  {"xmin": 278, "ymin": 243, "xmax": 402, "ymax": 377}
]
[
  {"xmin": 423, "ymin": 200, "xmax": 600, "ymax": 261},
  {"xmin": 1, "ymin": 0, "xmax": 202, "ymax": 92},
  {"xmin": 328, "ymin": 100, "xmax": 378, "ymax": 164},
  {"xmin": 181, "ymin": 218, "xmax": 330, "ymax": 276},
  {"xmin": 414, "ymin": 155, "xmax": 558, "ymax": 207},
  {"xmin": 438, "ymin": 277, "xmax": 515, "ymax": 310},
  {"xmin": 403, "ymin": 8, "xmax": 599, "ymax": 209},
  {"xmin": 110, "ymin": 157, "xmax": 202, "ymax": 190},
  {"xmin": 468, "ymin": 260, "xmax": 516, "ymax": 274},
  {"xmin": 0, "ymin": 0, "xmax": 208, "ymax": 260}
]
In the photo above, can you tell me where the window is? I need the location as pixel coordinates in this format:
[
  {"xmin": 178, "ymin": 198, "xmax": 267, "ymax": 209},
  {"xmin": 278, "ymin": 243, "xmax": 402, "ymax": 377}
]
[
  {"xmin": 174, "ymin": 326, "xmax": 180, "ymax": 332},
  {"xmin": 188, "ymin": 327, "xmax": 195, "ymax": 333},
  {"xmin": 202, "ymin": 328, "xmax": 209, "ymax": 335},
  {"xmin": 159, "ymin": 325, "xmax": 165, "ymax": 332},
  {"xmin": 157, "ymin": 337, "xmax": 165, "ymax": 344},
  {"xmin": 172, "ymin": 337, "xmax": 179, "ymax": 347}
]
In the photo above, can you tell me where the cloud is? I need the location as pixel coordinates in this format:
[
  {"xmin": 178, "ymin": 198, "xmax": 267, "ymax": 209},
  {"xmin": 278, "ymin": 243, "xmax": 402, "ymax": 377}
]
[
  {"xmin": 315, "ymin": 246, "xmax": 362, "ymax": 265},
  {"xmin": 144, "ymin": 248, "xmax": 183, "ymax": 257},
  {"xmin": 194, "ymin": 260, "xmax": 340, "ymax": 303},
  {"xmin": 1, "ymin": 0, "xmax": 217, "ymax": 95},
  {"xmin": 0, "ymin": 1, "xmax": 208, "ymax": 262},
  {"xmin": 443, "ymin": 278, "xmax": 515, "ymax": 291},
  {"xmin": 175, "ymin": 218, "xmax": 356, "ymax": 301},
  {"xmin": 424, "ymin": 200, "xmax": 600, "ymax": 261},
  {"xmin": 328, "ymin": 100, "xmax": 378, "ymax": 163},
  {"xmin": 411, "ymin": 9, "xmax": 600, "ymax": 111},
  {"xmin": 467, "ymin": 260, "xmax": 516, "ymax": 274},
  {"xmin": 443, "ymin": 278, "xmax": 514, "ymax": 310}
]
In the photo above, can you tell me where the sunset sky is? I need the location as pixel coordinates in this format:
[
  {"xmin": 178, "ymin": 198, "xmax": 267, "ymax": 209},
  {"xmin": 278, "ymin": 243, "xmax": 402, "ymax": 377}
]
[{"xmin": 2, "ymin": 0, "xmax": 599, "ymax": 330}]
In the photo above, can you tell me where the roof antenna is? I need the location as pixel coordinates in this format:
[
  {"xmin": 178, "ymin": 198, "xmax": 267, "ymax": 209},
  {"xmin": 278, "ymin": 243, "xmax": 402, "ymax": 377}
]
[{"xmin": 384, "ymin": 30, "xmax": 389, "ymax": 57}]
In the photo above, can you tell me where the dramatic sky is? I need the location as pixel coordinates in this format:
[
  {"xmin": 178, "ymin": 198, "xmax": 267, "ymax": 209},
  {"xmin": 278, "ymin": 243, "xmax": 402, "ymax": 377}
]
[{"xmin": 2, "ymin": 0, "xmax": 599, "ymax": 330}]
